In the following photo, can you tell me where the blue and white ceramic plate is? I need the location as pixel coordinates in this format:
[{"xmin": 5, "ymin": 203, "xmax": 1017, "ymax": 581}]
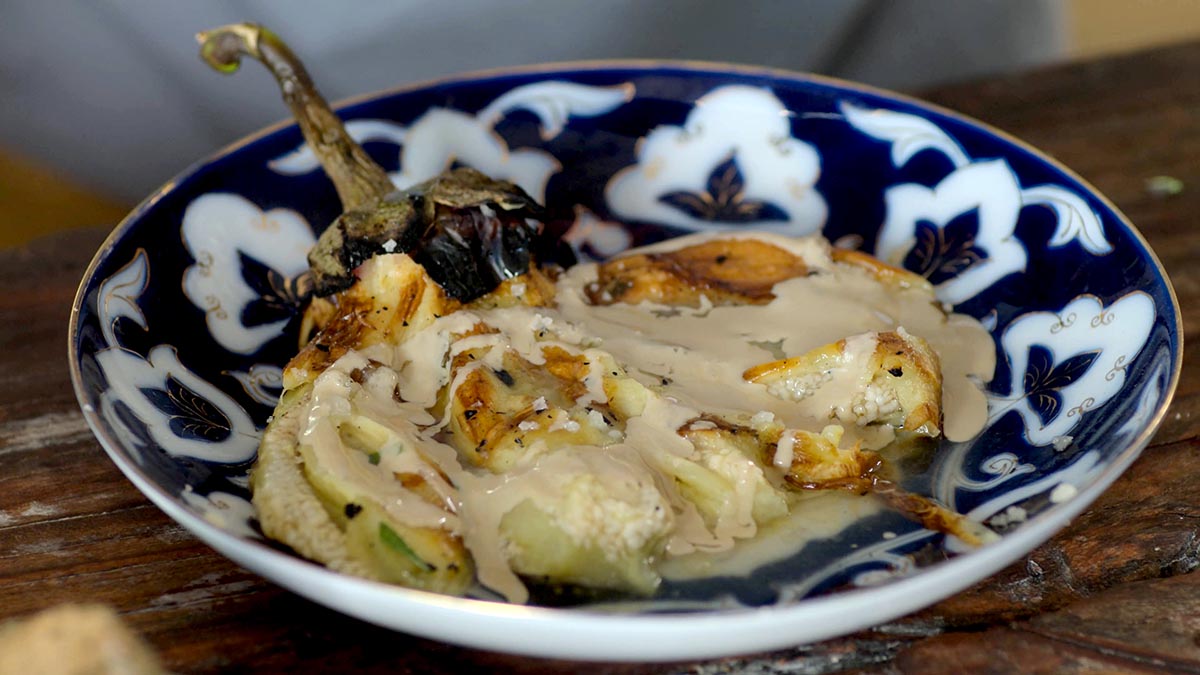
[{"xmin": 70, "ymin": 62, "xmax": 1181, "ymax": 661}]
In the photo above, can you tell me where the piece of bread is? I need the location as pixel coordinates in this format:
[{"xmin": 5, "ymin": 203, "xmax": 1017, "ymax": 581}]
[{"xmin": 0, "ymin": 604, "xmax": 164, "ymax": 675}]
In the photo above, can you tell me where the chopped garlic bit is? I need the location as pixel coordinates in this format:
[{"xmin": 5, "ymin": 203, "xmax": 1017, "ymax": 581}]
[
  {"xmin": 381, "ymin": 238, "xmax": 398, "ymax": 253},
  {"xmin": 749, "ymin": 410, "xmax": 775, "ymax": 430},
  {"xmin": 1051, "ymin": 435, "xmax": 1073, "ymax": 452},
  {"xmin": 767, "ymin": 372, "xmax": 831, "ymax": 402},
  {"xmin": 850, "ymin": 383, "xmax": 900, "ymax": 425},
  {"xmin": 773, "ymin": 431, "xmax": 796, "ymax": 469},
  {"xmin": 531, "ymin": 313, "xmax": 554, "ymax": 333},
  {"xmin": 1050, "ymin": 483, "xmax": 1077, "ymax": 504},
  {"xmin": 531, "ymin": 396, "xmax": 548, "ymax": 412},
  {"xmin": 518, "ymin": 420, "xmax": 540, "ymax": 431},
  {"xmin": 989, "ymin": 505, "xmax": 1028, "ymax": 528},
  {"xmin": 548, "ymin": 415, "xmax": 581, "ymax": 433},
  {"xmin": 586, "ymin": 409, "xmax": 608, "ymax": 429}
]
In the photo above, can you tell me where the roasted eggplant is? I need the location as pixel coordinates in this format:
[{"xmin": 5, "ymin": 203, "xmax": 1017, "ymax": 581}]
[
  {"xmin": 198, "ymin": 23, "xmax": 996, "ymax": 604},
  {"xmin": 199, "ymin": 23, "xmax": 553, "ymax": 301}
]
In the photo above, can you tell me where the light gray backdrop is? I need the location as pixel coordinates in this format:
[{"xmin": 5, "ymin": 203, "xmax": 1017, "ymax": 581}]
[{"xmin": 0, "ymin": 1, "xmax": 1065, "ymax": 203}]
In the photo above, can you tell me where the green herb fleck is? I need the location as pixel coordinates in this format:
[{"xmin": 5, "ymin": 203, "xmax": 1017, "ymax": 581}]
[
  {"xmin": 379, "ymin": 523, "xmax": 433, "ymax": 571},
  {"xmin": 368, "ymin": 452, "xmax": 381, "ymax": 465},
  {"xmin": 1146, "ymin": 175, "xmax": 1184, "ymax": 197}
]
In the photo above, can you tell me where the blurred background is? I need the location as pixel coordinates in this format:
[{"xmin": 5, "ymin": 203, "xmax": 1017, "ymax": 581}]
[{"xmin": 2, "ymin": 0, "xmax": 1198, "ymax": 246}]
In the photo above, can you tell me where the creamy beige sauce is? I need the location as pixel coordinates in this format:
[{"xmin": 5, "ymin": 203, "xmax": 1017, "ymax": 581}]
[
  {"xmin": 554, "ymin": 232, "xmax": 993, "ymax": 446},
  {"xmin": 293, "ymin": 232, "xmax": 996, "ymax": 603}
]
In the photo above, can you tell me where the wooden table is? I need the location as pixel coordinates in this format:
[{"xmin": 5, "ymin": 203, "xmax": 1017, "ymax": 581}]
[{"xmin": 4, "ymin": 43, "xmax": 1200, "ymax": 673}]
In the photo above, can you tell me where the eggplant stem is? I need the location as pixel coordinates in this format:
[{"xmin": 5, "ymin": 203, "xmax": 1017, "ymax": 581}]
[{"xmin": 196, "ymin": 23, "xmax": 395, "ymax": 211}]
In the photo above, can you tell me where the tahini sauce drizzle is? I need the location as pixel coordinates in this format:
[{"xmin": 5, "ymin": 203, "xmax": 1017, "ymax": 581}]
[
  {"xmin": 554, "ymin": 232, "xmax": 994, "ymax": 446},
  {"xmin": 295, "ymin": 232, "xmax": 996, "ymax": 602}
]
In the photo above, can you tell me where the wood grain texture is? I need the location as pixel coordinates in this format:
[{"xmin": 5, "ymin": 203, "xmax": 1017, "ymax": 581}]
[{"xmin": 4, "ymin": 42, "xmax": 1200, "ymax": 673}]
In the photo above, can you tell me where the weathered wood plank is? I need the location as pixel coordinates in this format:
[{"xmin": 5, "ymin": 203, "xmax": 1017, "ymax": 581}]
[
  {"xmin": 890, "ymin": 628, "xmax": 1173, "ymax": 674},
  {"xmin": 889, "ymin": 563, "xmax": 1200, "ymax": 673}
]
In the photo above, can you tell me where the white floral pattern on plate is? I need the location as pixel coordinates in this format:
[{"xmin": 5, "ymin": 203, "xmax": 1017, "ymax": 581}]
[
  {"xmin": 840, "ymin": 99, "xmax": 1159, "ymax": 550},
  {"xmin": 269, "ymin": 81, "xmax": 632, "ymax": 202},
  {"xmin": 1115, "ymin": 357, "xmax": 1169, "ymax": 443},
  {"xmin": 227, "ymin": 364, "xmax": 285, "ymax": 408},
  {"xmin": 842, "ymin": 102, "xmax": 1112, "ymax": 304},
  {"xmin": 180, "ymin": 486, "xmax": 259, "ymax": 539},
  {"xmin": 606, "ymin": 86, "xmax": 826, "ymax": 235},
  {"xmin": 876, "ymin": 159, "xmax": 1024, "ymax": 305},
  {"xmin": 181, "ymin": 193, "xmax": 314, "ymax": 356},
  {"xmin": 96, "ymin": 250, "xmax": 259, "ymax": 464},
  {"xmin": 987, "ymin": 292, "xmax": 1156, "ymax": 446},
  {"xmin": 962, "ymin": 450, "xmax": 1104, "ymax": 531},
  {"xmin": 955, "ymin": 452, "xmax": 1037, "ymax": 491}
]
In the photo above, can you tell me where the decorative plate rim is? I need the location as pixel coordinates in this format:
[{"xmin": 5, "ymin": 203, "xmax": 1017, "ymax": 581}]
[{"xmin": 67, "ymin": 60, "xmax": 1184, "ymax": 662}]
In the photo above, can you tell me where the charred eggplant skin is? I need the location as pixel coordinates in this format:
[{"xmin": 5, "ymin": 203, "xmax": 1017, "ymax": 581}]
[
  {"xmin": 197, "ymin": 23, "xmax": 555, "ymax": 301},
  {"xmin": 309, "ymin": 168, "xmax": 548, "ymax": 300}
]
